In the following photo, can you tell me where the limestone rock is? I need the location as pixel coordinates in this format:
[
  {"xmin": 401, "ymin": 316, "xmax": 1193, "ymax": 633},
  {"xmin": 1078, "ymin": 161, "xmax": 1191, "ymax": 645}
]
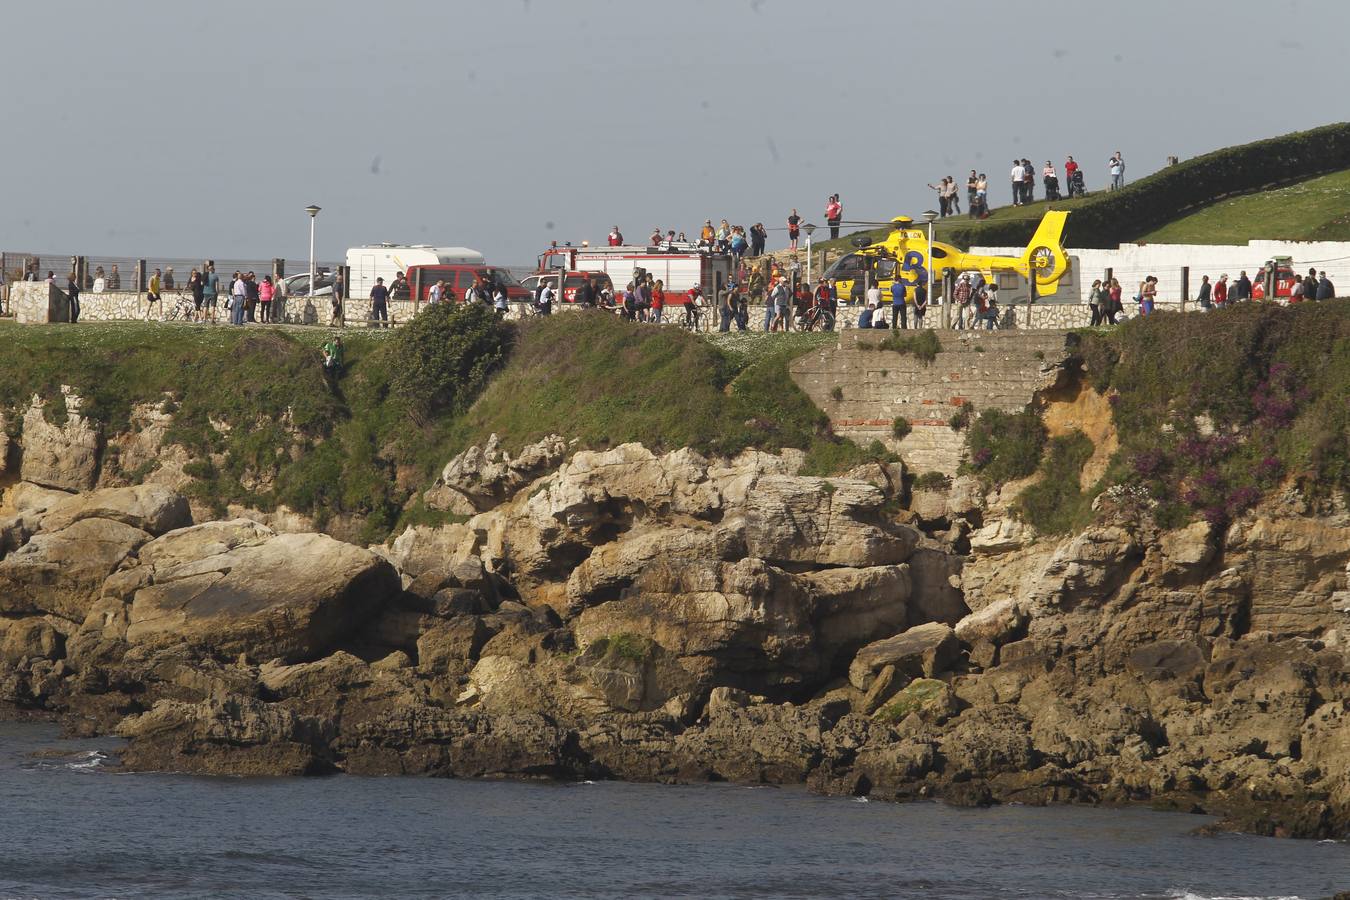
[
  {"xmin": 946, "ymin": 475, "xmax": 985, "ymax": 520},
  {"xmin": 575, "ymin": 557, "xmax": 818, "ymax": 692},
  {"xmin": 567, "ymin": 634, "xmax": 698, "ymax": 713},
  {"xmin": 19, "ymin": 392, "xmax": 101, "ymax": 491},
  {"xmin": 802, "ymin": 564, "xmax": 910, "ymax": 666},
  {"xmin": 955, "ymin": 598, "xmax": 1027, "ymax": 647},
  {"xmin": 416, "ymin": 617, "xmax": 495, "ymax": 675},
  {"xmin": 137, "ymin": 519, "xmax": 274, "ymax": 571},
  {"xmin": 116, "ymin": 694, "xmax": 335, "ymax": 776},
  {"xmin": 0, "ymin": 617, "xmax": 65, "ymax": 664},
  {"xmin": 126, "ymin": 531, "xmax": 400, "ymax": 662},
  {"xmin": 39, "ymin": 484, "xmax": 191, "ymax": 536},
  {"xmin": 565, "ymin": 525, "xmax": 743, "ymax": 611},
  {"xmin": 431, "ymin": 433, "xmax": 568, "ymax": 512},
  {"xmin": 848, "ymin": 622, "xmax": 959, "ymax": 691},
  {"xmin": 740, "ymin": 475, "xmax": 918, "ymax": 567},
  {"xmin": 378, "ymin": 523, "xmax": 478, "ymax": 580},
  {"xmin": 969, "ymin": 518, "xmax": 1036, "ymax": 554},
  {"xmin": 0, "ymin": 518, "xmax": 152, "ymax": 621}
]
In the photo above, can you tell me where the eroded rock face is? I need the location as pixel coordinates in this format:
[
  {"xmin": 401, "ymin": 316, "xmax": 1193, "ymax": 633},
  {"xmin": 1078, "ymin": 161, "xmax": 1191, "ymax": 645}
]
[
  {"xmin": 19, "ymin": 392, "xmax": 101, "ymax": 491},
  {"xmin": 126, "ymin": 531, "xmax": 400, "ymax": 662},
  {"xmin": 4, "ymin": 433, "xmax": 1350, "ymax": 841},
  {"xmin": 429, "ymin": 433, "xmax": 569, "ymax": 512}
]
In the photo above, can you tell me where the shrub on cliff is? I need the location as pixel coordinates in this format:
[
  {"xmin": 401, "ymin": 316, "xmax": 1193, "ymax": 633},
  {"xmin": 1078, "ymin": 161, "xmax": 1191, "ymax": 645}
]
[
  {"xmin": 387, "ymin": 303, "xmax": 512, "ymax": 419},
  {"xmin": 1073, "ymin": 300, "xmax": 1350, "ymax": 528},
  {"xmin": 962, "ymin": 408, "xmax": 1046, "ymax": 484}
]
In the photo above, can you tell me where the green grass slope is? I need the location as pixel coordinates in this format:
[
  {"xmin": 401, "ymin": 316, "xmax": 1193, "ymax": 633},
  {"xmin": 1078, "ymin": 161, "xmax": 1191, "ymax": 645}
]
[
  {"xmin": 0, "ymin": 313, "xmax": 883, "ymax": 542},
  {"xmin": 1140, "ymin": 168, "xmax": 1350, "ymax": 244}
]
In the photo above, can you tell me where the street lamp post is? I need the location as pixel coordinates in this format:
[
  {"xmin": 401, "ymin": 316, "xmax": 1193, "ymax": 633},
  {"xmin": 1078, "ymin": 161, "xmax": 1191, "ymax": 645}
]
[
  {"xmin": 920, "ymin": 210, "xmax": 939, "ymax": 329},
  {"xmin": 803, "ymin": 222, "xmax": 817, "ymax": 289},
  {"xmin": 305, "ymin": 205, "xmax": 322, "ymax": 301}
]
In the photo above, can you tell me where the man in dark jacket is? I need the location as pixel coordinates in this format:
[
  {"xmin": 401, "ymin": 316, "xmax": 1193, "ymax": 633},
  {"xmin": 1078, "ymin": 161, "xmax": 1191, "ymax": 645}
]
[
  {"xmin": 1235, "ymin": 271, "xmax": 1252, "ymax": 301},
  {"xmin": 1317, "ymin": 271, "xmax": 1335, "ymax": 300}
]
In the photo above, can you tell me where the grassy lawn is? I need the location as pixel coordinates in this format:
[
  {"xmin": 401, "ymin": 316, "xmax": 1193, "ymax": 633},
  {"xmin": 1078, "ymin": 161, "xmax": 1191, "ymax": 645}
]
[{"xmin": 1140, "ymin": 168, "xmax": 1350, "ymax": 244}]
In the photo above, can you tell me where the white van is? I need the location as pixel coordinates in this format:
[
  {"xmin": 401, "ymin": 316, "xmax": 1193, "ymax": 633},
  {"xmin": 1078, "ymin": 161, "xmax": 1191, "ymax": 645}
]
[{"xmin": 345, "ymin": 244, "xmax": 484, "ymax": 299}]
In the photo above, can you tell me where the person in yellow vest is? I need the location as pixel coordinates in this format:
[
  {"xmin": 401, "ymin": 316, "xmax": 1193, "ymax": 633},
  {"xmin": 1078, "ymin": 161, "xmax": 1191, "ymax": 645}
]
[{"xmin": 147, "ymin": 268, "xmax": 162, "ymax": 320}]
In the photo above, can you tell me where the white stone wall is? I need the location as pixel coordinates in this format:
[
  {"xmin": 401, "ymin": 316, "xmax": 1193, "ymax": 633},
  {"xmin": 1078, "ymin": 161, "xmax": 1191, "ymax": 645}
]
[{"xmin": 975, "ymin": 239, "xmax": 1350, "ymax": 306}]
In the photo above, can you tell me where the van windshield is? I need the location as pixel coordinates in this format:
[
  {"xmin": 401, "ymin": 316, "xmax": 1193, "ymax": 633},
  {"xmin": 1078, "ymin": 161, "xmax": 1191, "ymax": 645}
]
[{"xmin": 487, "ymin": 267, "xmax": 523, "ymax": 288}]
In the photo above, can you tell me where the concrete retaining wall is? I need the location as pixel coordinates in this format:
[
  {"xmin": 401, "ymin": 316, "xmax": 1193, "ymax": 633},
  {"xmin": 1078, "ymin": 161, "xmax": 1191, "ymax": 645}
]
[
  {"xmin": 790, "ymin": 329, "xmax": 1071, "ymax": 475},
  {"xmin": 976, "ymin": 238, "xmax": 1350, "ymax": 307}
]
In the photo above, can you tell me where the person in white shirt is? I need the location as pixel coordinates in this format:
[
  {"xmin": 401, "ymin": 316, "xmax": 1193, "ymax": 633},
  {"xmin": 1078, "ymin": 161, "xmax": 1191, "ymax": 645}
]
[
  {"xmin": 428, "ymin": 280, "xmax": 444, "ymax": 304},
  {"xmin": 865, "ymin": 284, "xmax": 882, "ymax": 308},
  {"xmin": 1011, "ymin": 160, "xmax": 1025, "ymax": 206}
]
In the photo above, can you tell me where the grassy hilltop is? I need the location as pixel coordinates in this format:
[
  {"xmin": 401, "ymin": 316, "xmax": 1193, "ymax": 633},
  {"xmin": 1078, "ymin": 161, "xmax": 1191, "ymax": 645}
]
[{"xmin": 816, "ymin": 122, "xmax": 1350, "ymax": 253}]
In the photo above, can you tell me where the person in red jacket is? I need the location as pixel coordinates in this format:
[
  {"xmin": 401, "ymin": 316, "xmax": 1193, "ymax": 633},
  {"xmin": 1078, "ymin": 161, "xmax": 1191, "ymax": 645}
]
[
  {"xmin": 1213, "ymin": 274, "xmax": 1229, "ymax": 307},
  {"xmin": 650, "ymin": 278, "xmax": 666, "ymax": 324},
  {"xmin": 608, "ymin": 226, "xmax": 623, "ymax": 246}
]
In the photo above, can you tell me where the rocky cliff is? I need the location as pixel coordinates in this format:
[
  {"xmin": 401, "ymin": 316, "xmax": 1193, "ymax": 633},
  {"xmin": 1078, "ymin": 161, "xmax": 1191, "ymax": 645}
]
[{"xmin": 3, "ymin": 416, "xmax": 1348, "ymax": 839}]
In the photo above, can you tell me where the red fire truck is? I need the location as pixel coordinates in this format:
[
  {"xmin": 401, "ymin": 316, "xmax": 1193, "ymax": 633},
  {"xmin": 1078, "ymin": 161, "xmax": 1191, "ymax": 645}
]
[
  {"xmin": 1251, "ymin": 256, "xmax": 1298, "ymax": 301},
  {"xmin": 532, "ymin": 242, "xmax": 733, "ymax": 304}
]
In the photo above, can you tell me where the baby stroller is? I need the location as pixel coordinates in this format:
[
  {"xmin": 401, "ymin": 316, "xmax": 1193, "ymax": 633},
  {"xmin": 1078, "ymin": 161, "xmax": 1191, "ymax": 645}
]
[
  {"xmin": 1067, "ymin": 169, "xmax": 1086, "ymax": 198},
  {"xmin": 1044, "ymin": 176, "xmax": 1062, "ymax": 201}
]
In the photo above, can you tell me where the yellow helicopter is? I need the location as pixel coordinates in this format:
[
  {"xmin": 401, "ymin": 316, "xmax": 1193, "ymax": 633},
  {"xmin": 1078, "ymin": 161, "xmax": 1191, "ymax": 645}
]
[{"xmin": 823, "ymin": 210, "xmax": 1071, "ymax": 302}]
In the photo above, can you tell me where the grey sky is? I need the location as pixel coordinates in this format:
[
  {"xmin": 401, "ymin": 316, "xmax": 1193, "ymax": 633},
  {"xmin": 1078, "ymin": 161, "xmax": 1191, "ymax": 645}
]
[{"xmin": 6, "ymin": 0, "xmax": 1347, "ymax": 267}]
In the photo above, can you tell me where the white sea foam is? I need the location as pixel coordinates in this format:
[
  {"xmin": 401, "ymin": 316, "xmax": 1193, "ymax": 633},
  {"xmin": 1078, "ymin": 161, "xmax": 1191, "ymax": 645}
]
[{"xmin": 65, "ymin": 750, "xmax": 107, "ymax": 770}]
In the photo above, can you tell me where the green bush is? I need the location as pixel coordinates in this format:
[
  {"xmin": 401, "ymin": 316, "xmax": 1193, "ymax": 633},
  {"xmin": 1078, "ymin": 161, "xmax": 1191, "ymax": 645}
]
[
  {"xmin": 892, "ymin": 416, "xmax": 912, "ymax": 439},
  {"xmin": 878, "ymin": 329, "xmax": 941, "ymax": 364},
  {"xmin": 1015, "ymin": 431, "xmax": 1098, "ymax": 534},
  {"xmin": 963, "ymin": 408, "xmax": 1047, "ymax": 484},
  {"xmin": 388, "ymin": 303, "xmax": 512, "ymax": 419},
  {"xmin": 949, "ymin": 403, "xmax": 974, "ymax": 431},
  {"xmin": 913, "ymin": 471, "xmax": 952, "ymax": 491}
]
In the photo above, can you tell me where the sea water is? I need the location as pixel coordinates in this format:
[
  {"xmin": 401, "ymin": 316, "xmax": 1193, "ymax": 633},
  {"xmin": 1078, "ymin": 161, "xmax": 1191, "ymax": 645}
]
[{"xmin": 0, "ymin": 723, "xmax": 1344, "ymax": 899}]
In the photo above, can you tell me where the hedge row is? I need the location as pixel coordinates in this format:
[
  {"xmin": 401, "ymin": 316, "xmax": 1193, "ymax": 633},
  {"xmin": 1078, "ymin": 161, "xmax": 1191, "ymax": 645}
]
[{"xmin": 941, "ymin": 122, "xmax": 1350, "ymax": 249}]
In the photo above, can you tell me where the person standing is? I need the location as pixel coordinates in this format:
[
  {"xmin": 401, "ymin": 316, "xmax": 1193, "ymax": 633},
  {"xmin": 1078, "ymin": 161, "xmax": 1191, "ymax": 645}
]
[
  {"xmin": 825, "ymin": 194, "xmax": 842, "ymax": 240},
  {"xmin": 1011, "ymin": 159, "xmax": 1024, "ymax": 206},
  {"xmin": 244, "ymin": 272, "xmax": 260, "ymax": 322},
  {"xmin": 1235, "ymin": 270, "xmax": 1253, "ymax": 302},
  {"xmin": 147, "ymin": 267, "xmax": 162, "ymax": 319},
  {"xmin": 163, "ymin": 267, "xmax": 176, "ymax": 290},
  {"xmin": 66, "ymin": 272, "xmax": 81, "ymax": 323},
  {"xmin": 786, "ymin": 209, "xmax": 801, "ymax": 251},
  {"xmin": 1108, "ymin": 153, "xmax": 1124, "ymax": 190},
  {"xmin": 888, "ymin": 280, "xmax": 906, "ymax": 330},
  {"xmin": 953, "ymin": 274, "xmax": 973, "ymax": 329},
  {"xmin": 428, "ymin": 279, "xmax": 444, "ymax": 305},
  {"xmin": 1302, "ymin": 268, "xmax": 1318, "ymax": 303},
  {"xmin": 1196, "ymin": 275, "xmax": 1212, "ymax": 311},
  {"xmin": 650, "ymin": 278, "xmax": 665, "ymax": 324},
  {"xmin": 369, "ymin": 276, "xmax": 390, "ymax": 327},
  {"xmin": 1213, "ymin": 274, "xmax": 1228, "ymax": 309},
  {"xmin": 1317, "ymin": 270, "xmax": 1335, "ymax": 300},
  {"xmin": 537, "ymin": 279, "xmax": 554, "ymax": 315},
  {"xmin": 750, "ymin": 222, "xmax": 767, "ymax": 257},
  {"xmin": 202, "ymin": 264, "xmax": 219, "ymax": 323},
  {"xmin": 189, "ymin": 268, "xmax": 204, "ymax": 321},
  {"xmin": 913, "ymin": 280, "xmax": 928, "ymax": 328},
  {"xmin": 966, "ymin": 171, "xmax": 979, "ymax": 212},
  {"xmin": 107, "ymin": 263, "xmax": 122, "ymax": 290},
  {"xmin": 259, "ymin": 275, "xmax": 274, "ymax": 322},
  {"xmin": 928, "ymin": 178, "xmax": 950, "ymax": 217},
  {"xmin": 1022, "ymin": 159, "xmax": 1035, "ymax": 203},
  {"xmin": 1043, "ymin": 161, "xmax": 1059, "ymax": 200},
  {"xmin": 493, "ymin": 284, "xmax": 509, "ymax": 317},
  {"xmin": 608, "ymin": 226, "xmax": 623, "ymax": 246}
]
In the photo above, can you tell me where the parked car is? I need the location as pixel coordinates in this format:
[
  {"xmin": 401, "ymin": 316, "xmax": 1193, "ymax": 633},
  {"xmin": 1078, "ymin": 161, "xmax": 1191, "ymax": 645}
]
[{"xmin": 282, "ymin": 272, "xmax": 334, "ymax": 298}]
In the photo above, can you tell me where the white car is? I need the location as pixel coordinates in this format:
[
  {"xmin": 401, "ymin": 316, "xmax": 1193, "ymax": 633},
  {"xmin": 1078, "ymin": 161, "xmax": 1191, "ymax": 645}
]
[{"xmin": 283, "ymin": 272, "xmax": 334, "ymax": 298}]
